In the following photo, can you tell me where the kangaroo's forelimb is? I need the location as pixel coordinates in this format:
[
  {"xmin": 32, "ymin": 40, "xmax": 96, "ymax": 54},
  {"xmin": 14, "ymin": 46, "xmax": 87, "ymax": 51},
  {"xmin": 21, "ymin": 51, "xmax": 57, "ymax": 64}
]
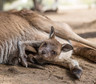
[{"xmin": 17, "ymin": 40, "xmax": 43, "ymax": 67}]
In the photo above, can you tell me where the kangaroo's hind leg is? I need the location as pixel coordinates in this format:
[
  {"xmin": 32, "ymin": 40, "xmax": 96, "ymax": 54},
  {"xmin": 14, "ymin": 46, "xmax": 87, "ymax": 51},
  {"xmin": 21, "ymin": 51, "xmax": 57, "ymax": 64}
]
[{"xmin": 52, "ymin": 52, "xmax": 83, "ymax": 79}]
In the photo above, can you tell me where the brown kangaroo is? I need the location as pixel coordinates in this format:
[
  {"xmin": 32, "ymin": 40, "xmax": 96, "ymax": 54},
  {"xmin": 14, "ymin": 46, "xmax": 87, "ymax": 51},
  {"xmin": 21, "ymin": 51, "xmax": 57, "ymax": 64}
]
[
  {"xmin": 14, "ymin": 9, "xmax": 96, "ymax": 62},
  {"xmin": 17, "ymin": 27, "xmax": 82, "ymax": 79},
  {"xmin": 0, "ymin": 9, "xmax": 95, "ymax": 79}
]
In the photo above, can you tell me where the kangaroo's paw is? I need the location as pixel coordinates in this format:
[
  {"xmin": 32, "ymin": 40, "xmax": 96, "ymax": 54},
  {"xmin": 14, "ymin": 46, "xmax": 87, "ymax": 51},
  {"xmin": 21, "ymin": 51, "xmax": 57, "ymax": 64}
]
[
  {"xmin": 28, "ymin": 62, "xmax": 45, "ymax": 70},
  {"xmin": 71, "ymin": 66, "xmax": 83, "ymax": 79},
  {"xmin": 20, "ymin": 55, "xmax": 28, "ymax": 67}
]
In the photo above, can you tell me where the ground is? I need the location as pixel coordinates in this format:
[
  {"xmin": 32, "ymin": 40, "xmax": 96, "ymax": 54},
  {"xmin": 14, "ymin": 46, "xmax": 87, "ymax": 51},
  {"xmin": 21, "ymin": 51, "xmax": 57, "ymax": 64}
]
[{"xmin": 0, "ymin": 9, "xmax": 96, "ymax": 84}]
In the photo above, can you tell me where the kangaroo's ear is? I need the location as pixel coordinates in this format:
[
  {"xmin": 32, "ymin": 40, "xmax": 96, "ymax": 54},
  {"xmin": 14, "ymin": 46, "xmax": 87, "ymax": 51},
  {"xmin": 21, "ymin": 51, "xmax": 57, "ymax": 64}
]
[
  {"xmin": 61, "ymin": 44, "xmax": 73, "ymax": 52},
  {"xmin": 49, "ymin": 26, "xmax": 55, "ymax": 39}
]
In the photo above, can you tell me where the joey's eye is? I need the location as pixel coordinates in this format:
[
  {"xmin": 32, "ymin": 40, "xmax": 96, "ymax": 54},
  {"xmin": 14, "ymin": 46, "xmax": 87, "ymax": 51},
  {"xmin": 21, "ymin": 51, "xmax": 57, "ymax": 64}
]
[{"xmin": 51, "ymin": 50, "xmax": 56, "ymax": 55}]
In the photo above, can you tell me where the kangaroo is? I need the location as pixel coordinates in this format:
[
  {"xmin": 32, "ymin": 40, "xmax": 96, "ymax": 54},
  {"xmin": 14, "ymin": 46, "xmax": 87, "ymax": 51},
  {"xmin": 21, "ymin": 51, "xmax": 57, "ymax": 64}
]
[
  {"xmin": 12, "ymin": 9, "xmax": 96, "ymax": 49},
  {"xmin": 0, "ymin": 9, "xmax": 95, "ymax": 79},
  {"xmin": 13, "ymin": 9, "xmax": 96, "ymax": 62},
  {"xmin": 17, "ymin": 27, "xmax": 73, "ymax": 66},
  {"xmin": 17, "ymin": 27, "xmax": 82, "ymax": 79}
]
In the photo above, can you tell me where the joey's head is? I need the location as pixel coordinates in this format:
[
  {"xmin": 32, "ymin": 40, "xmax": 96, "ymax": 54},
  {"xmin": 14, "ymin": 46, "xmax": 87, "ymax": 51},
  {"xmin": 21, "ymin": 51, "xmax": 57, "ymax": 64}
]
[{"xmin": 37, "ymin": 26, "xmax": 73, "ymax": 64}]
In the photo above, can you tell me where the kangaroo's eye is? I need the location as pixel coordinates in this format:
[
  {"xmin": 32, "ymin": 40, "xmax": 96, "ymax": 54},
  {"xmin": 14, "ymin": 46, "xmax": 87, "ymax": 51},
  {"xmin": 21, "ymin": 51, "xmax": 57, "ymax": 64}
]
[{"xmin": 51, "ymin": 50, "xmax": 56, "ymax": 55}]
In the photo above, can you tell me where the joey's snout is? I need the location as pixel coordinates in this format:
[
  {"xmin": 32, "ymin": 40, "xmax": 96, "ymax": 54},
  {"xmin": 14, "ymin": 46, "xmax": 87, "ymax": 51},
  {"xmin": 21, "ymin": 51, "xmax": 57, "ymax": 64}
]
[
  {"xmin": 39, "ymin": 49, "xmax": 52, "ymax": 58},
  {"xmin": 41, "ymin": 50, "xmax": 47, "ymax": 55}
]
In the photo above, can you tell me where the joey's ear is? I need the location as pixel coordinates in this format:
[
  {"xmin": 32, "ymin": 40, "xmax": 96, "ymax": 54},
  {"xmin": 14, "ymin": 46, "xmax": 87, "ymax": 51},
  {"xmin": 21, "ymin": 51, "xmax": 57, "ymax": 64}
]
[
  {"xmin": 49, "ymin": 26, "xmax": 55, "ymax": 39},
  {"xmin": 61, "ymin": 44, "xmax": 73, "ymax": 52}
]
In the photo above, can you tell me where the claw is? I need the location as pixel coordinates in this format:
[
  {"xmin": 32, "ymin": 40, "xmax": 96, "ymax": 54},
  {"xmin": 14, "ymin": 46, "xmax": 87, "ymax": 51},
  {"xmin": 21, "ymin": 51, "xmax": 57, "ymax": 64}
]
[
  {"xmin": 21, "ymin": 57, "xmax": 28, "ymax": 67},
  {"xmin": 24, "ymin": 54, "xmax": 28, "ymax": 58},
  {"xmin": 71, "ymin": 67, "xmax": 83, "ymax": 79},
  {"xmin": 28, "ymin": 62, "xmax": 45, "ymax": 70}
]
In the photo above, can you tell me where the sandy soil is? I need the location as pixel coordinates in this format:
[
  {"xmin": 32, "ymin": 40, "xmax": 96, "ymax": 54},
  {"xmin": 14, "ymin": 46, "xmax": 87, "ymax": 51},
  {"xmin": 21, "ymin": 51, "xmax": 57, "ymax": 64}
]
[{"xmin": 0, "ymin": 9, "xmax": 96, "ymax": 84}]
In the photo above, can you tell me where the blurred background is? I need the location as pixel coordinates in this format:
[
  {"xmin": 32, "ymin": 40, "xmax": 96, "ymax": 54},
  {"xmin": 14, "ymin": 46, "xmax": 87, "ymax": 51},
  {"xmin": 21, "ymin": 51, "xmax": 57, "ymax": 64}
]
[{"xmin": 0, "ymin": 0, "xmax": 96, "ymax": 12}]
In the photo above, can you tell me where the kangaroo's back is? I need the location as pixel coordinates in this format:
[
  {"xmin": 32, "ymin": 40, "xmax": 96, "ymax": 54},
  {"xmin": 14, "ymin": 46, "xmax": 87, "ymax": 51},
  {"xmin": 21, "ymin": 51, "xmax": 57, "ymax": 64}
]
[{"xmin": 0, "ymin": 11, "xmax": 48, "ymax": 63}]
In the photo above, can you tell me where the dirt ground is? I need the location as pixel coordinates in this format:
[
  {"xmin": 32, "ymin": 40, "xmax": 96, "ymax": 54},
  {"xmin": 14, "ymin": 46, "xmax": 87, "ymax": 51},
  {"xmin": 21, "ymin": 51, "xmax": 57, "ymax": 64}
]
[{"xmin": 0, "ymin": 9, "xmax": 96, "ymax": 84}]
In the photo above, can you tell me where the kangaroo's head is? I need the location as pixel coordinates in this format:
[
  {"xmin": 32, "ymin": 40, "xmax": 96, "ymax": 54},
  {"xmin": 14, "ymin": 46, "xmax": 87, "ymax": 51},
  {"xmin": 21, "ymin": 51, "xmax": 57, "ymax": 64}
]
[{"xmin": 36, "ymin": 26, "xmax": 73, "ymax": 64}]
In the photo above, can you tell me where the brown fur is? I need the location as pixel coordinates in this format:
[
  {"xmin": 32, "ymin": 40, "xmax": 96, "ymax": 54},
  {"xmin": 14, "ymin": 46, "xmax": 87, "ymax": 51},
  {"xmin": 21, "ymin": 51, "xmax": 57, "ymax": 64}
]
[
  {"xmin": 17, "ymin": 9, "xmax": 96, "ymax": 62},
  {"xmin": 0, "ymin": 10, "xmax": 47, "ymax": 63},
  {"xmin": 0, "ymin": 9, "xmax": 90, "ymax": 79},
  {"xmin": 13, "ymin": 9, "xmax": 96, "ymax": 49},
  {"xmin": 17, "ymin": 27, "xmax": 83, "ymax": 79},
  {"xmin": 0, "ymin": 9, "xmax": 95, "ymax": 64},
  {"xmin": 73, "ymin": 43, "xmax": 96, "ymax": 62},
  {"xmin": 17, "ymin": 27, "xmax": 72, "ymax": 67}
]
